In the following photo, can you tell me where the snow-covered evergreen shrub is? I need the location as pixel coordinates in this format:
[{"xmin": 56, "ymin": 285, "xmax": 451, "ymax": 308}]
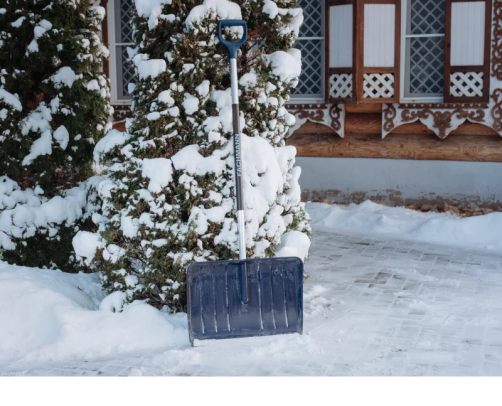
[
  {"xmin": 0, "ymin": 0, "xmax": 111, "ymax": 271},
  {"xmin": 80, "ymin": 0, "xmax": 311, "ymax": 311}
]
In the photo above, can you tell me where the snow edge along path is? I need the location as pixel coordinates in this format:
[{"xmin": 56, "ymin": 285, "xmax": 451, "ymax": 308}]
[
  {"xmin": 0, "ymin": 264, "xmax": 188, "ymax": 366},
  {"xmin": 308, "ymin": 201, "xmax": 502, "ymax": 252}
]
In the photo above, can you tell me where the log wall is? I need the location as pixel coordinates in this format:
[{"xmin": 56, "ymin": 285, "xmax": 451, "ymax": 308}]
[
  {"xmin": 287, "ymin": 104, "xmax": 502, "ymax": 162},
  {"xmin": 113, "ymin": 121, "xmax": 127, "ymax": 132}
]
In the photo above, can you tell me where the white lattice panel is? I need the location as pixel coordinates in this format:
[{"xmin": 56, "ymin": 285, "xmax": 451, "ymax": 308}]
[
  {"xmin": 450, "ymin": 72, "xmax": 484, "ymax": 97},
  {"xmin": 330, "ymin": 74, "xmax": 352, "ymax": 99},
  {"xmin": 363, "ymin": 74, "xmax": 395, "ymax": 99}
]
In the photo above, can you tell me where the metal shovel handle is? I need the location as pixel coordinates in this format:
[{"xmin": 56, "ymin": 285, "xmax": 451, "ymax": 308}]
[
  {"xmin": 217, "ymin": 20, "xmax": 247, "ymax": 59},
  {"xmin": 219, "ymin": 19, "xmax": 249, "ymax": 304}
]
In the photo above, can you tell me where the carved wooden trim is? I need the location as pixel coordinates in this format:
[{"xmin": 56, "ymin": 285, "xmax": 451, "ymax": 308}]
[
  {"xmin": 383, "ymin": 103, "xmax": 489, "ymax": 139},
  {"xmin": 491, "ymin": 1, "xmax": 502, "ymax": 134},
  {"xmin": 399, "ymin": 103, "xmax": 489, "ymax": 110},
  {"xmin": 288, "ymin": 103, "xmax": 345, "ymax": 138},
  {"xmin": 383, "ymin": 104, "xmax": 397, "ymax": 134},
  {"xmin": 401, "ymin": 108, "xmax": 485, "ymax": 139},
  {"xmin": 112, "ymin": 104, "xmax": 132, "ymax": 123},
  {"xmin": 328, "ymin": 104, "xmax": 343, "ymax": 133},
  {"xmin": 287, "ymin": 103, "xmax": 328, "ymax": 110},
  {"xmin": 291, "ymin": 109, "xmax": 325, "ymax": 122},
  {"xmin": 491, "ymin": 88, "xmax": 502, "ymax": 132},
  {"xmin": 492, "ymin": 0, "xmax": 502, "ymax": 80}
]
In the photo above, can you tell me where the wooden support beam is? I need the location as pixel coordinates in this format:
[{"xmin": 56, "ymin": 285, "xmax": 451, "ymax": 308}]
[
  {"xmin": 287, "ymin": 132, "xmax": 502, "ymax": 162},
  {"xmin": 345, "ymin": 104, "xmax": 382, "ymax": 113},
  {"xmin": 113, "ymin": 122, "xmax": 127, "ymax": 132}
]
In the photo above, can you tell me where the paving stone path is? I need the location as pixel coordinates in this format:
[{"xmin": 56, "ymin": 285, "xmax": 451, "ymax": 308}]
[{"xmin": 3, "ymin": 228, "xmax": 502, "ymax": 376}]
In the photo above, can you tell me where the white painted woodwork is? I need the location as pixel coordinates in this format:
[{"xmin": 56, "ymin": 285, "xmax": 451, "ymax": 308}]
[
  {"xmin": 450, "ymin": 72, "xmax": 484, "ymax": 97},
  {"xmin": 363, "ymin": 74, "xmax": 395, "ymax": 98},
  {"xmin": 451, "ymin": 1, "xmax": 485, "ymax": 66},
  {"xmin": 330, "ymin": 74, "xmax": 353, "ymax": 98},
  {"xmin": 364, "ymin": 4, "xmax": 395, "ymax": 67},
  {"xmin": 329, "ymin": 5, "xmax": 353, "ymax": 68}
]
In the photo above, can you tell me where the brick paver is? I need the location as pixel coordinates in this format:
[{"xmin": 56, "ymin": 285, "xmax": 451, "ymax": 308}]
[
  {"xmin": 304, "ymin": 229, "xmax": 502, "ymax": 376},
  {"xmin": 2, "ymin": 229, "xmax": 502, "ymax": 376}
]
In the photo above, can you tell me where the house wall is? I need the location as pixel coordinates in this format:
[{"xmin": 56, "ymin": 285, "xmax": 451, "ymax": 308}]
[
  {"xmin": 289, "ymin": 103, "xmax": 502, "ymax": 209},
  {"xmin": 287, "ymin": 104, "xmax": 502, "ymax": 162},
  {"xmin": 298, "ymin": 157, "xmax": 502, "ymax": 210},
  {"xmin": 103, "ymin": 1, "xmax": 502, "ymax": 209},
  {"xmin": 288, "ymin": 121, "xmax": 502, "ymax": 162}
]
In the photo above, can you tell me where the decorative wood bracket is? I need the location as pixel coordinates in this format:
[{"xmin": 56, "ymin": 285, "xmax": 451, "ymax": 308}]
[
  {"xmin": 287, "ymin": 104, "xmax": 345, "ymax": 138},
  {"xmin": 382, "ymin": 103, "xmax": 490, "ymax": 139},
  {"xmin": 491, "ymin": 0, "xmax": 502, "ymax": 133},
  {"xmin": 112, "ymin": 104, "xmax": 133, "ymax": 123}
]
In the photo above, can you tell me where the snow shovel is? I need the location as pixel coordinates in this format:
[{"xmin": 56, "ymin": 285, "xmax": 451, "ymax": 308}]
[{"xmin": 186, "ymin": 20, "xmax": 303, "ymax": 346}]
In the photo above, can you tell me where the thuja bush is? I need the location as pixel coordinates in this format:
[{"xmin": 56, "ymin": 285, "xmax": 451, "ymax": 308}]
[
  {"xmin": 80, "ymin": 0, "xmax": 311, "ymax": 312},
  {"xmin": 0, "ymin": 0, "xmax": 111, "ymax": 271}
]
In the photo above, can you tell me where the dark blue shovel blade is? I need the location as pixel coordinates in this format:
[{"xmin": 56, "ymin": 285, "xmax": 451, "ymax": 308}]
[{"xmin": 186, "ymin": 257, "xmax": 303, "ymax": 346}]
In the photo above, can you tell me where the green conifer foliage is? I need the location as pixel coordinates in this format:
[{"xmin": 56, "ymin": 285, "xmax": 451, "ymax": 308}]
[
  {"xmin": 86, "ymin": 0, "xmax": 311, "ymax": 312},
  {"xmin": 0, "ymin": 0, "xmax": 111, "ymax": 271}
]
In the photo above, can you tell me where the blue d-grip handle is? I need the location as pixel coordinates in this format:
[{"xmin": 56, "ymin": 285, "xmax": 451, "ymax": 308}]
[{"xmin": 217, "ymin": 20, "xmax": 247, "ymax": 59}]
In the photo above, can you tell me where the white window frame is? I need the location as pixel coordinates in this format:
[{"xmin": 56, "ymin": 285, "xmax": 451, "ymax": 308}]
[
  {"xmin": 289, "ymin": 0, "xmax": 326, "ymax": 104},
  {"xmin": 107, "ymin": 0, "xmax": 134, "ymax": 105},
  {"xmin": 400, "ymin": 0, "xmax": 445, "ymax": 103}
]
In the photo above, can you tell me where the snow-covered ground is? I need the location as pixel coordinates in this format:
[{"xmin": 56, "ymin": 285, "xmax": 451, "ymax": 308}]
[
  {"xmin": 309, "ymin": 201, "xmax": 502, "ymax": 252},
  {"xmin": 1, "ymin": 201, "xmax": 502, "ymax": 376}
]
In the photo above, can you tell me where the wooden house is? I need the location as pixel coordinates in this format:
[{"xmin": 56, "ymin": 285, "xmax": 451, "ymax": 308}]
[{"xmin": 101, "ymin": 0, "xmax": 502, "ymax": 209}]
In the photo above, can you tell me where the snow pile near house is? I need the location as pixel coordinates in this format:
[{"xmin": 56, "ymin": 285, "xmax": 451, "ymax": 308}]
[
  {"xmin": 0, "ymin": 262, "xmax": 188, "ymax": 365},
  {"xmin": 308, "ymin": 201, "xmax": 502, "ymax": 251},
  {"xmin": 275, "ymin": 230, "xmax": 311, "ymax": 260}
]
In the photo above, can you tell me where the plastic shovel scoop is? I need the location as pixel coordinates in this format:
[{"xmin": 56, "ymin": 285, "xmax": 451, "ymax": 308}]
[{"xmin": 186, "ymin": 20, "xmax": 304, "ymax": 346}]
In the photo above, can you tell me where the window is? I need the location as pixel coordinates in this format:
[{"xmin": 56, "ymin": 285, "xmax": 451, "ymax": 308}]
[
  {"xmin": 108, "ymin": 0, "xmax": 135, "ymax": 103},
  {"xmin": 291, "ymin": 0, "xmax": 325, "ymax": 102},
  {"xmin": 327, "ymin": 0, "xmax": 401, "ymax": 104},
  {"xmin": 402, "ymin": 0, "xmax": 446, "ymax": 101}
]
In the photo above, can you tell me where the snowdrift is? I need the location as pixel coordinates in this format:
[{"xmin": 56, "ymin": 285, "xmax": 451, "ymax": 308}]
[
  {"xmin": 3, "ymin": 200, "xmax": 502, "ymax": 368},
  {"xmin": 0, "ymin": 263, "xmax": 188, "ymax": 365},
  {"xmin": 308, "ymin": 201, "xmax": 502, "ymax": 252}
]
